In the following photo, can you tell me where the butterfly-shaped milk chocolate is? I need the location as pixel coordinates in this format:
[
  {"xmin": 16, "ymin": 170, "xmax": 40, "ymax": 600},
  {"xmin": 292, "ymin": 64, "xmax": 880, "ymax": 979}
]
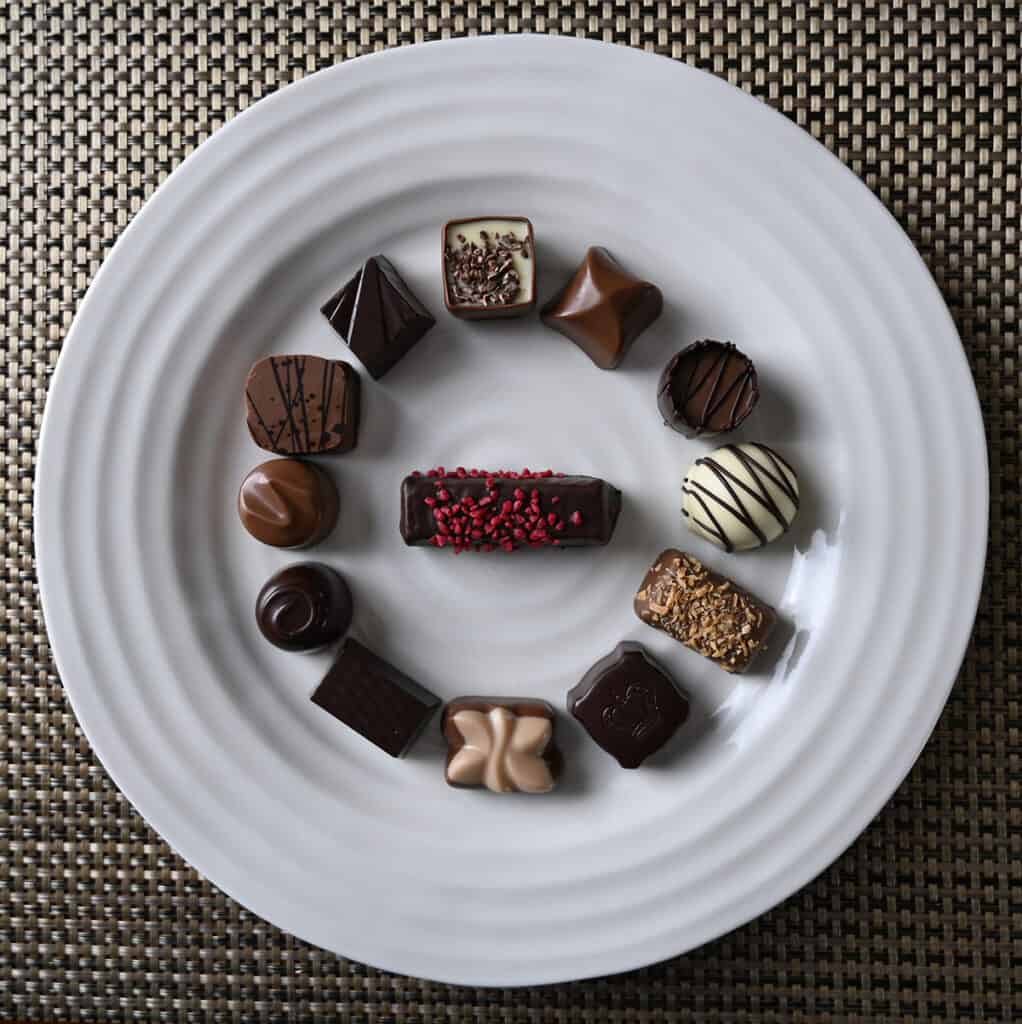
[{"xmin": 442, "ymin": 699, "xmax": 561, "ymax": 794}]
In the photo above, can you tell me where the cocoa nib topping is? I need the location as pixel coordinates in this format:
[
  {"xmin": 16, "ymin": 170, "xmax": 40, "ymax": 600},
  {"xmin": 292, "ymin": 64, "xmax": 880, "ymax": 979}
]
[
  {"xmin": 418, "ymin": 467, "xmax": 574, "ymax": 553},
  {"xmin": 445, "ymin": 230, "xmax": 530, "ymax": 307}
]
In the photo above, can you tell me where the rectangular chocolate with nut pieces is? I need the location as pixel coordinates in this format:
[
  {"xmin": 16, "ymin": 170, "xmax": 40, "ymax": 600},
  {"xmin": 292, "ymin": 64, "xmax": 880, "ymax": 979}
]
[{"xmin": 634, "ymin": 548, "xmax": 776, "ymax": 674}]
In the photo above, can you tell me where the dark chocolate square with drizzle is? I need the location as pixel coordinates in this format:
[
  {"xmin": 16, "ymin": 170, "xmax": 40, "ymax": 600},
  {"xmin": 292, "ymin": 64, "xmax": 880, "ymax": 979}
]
[
  {"xmin": 245, "ymin": 355, "xmax": 360, "ymax": 455},
  {"xmin": 568, "ymin": 641, "xmax": 689, "ymax": 768},
  {"xmin": 321, "ymin": 255, "xmax": 435, "ymax": 380},
  {"xmin": 311, "ymin": 638, "xmax": 440, "ymax": 758}
]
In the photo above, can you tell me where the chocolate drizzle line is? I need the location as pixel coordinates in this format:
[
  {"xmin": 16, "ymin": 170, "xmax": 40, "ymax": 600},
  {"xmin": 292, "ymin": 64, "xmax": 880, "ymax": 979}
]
[
  {"xmin": 268, "ymin": 356, "xmax": 300, "ymax": 449},
  {"xmin": 682, "ymin": 443, "xmax": 799, "ymax": 552},
  {"xmin": 319, "ymin": 358, "xmax": 336, "ymax": 449},
  {"xmin": 245, "ymin": 387, "xmax": 275, "ymax": 445},
  {"xmin": 293, "ymin": 358, "xmax": 312, "ymax": 452}
]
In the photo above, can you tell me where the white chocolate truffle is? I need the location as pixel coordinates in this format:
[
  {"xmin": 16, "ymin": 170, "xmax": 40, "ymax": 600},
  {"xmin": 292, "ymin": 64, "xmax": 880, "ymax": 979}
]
[{"xmin": 682, "ymin": 442, "xmax": 799, "ymax": 552}]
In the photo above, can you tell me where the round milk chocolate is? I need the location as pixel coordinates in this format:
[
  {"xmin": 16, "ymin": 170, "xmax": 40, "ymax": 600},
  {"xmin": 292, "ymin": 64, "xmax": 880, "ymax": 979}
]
[
  {"xmin": 256, "ymin": 563, "xmax": 353, "ymax": 652},
  {"xmin": 658, "ymin": 340, "xmax": 759, "ymax": 437},
  {"xmin": 238, "ymin": 458, "xmax": 338, "ymax": 549}
]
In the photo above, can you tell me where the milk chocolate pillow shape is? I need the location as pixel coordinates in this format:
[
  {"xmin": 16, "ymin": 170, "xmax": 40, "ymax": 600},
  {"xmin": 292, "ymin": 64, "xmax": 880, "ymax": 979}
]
[{"xmin": 542, "ymin": 246, "xmax": 663, "ymax": 369}]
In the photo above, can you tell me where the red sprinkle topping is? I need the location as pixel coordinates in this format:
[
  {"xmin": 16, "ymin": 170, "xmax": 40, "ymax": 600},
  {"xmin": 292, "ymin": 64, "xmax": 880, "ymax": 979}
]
[{"xmin": 417, "ymin": 468, "xmax": 586, "ymax": 553}]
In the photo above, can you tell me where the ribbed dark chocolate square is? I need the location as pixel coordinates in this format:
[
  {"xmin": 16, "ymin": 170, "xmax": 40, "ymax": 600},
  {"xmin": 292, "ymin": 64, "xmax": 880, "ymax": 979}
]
[{"xmin": 311, "ymin": 638, "xmax": 440, "ymax": 757}]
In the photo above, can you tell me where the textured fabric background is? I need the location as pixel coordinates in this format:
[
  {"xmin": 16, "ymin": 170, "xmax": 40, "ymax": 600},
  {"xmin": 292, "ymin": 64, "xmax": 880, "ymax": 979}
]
[{"xmin": 1, "ymin": 3, "xmax": 1018, "ymax": 1021}]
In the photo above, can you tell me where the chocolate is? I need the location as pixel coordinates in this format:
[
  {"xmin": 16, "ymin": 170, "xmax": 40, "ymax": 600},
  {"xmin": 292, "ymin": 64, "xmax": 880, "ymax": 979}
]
[
  {"xmin": 634, "ymin": 549, "xmax": 777, "ymax": 673},
  {"xmin": 658, "ymin": 340, "xmax": 759, "ymax": 437},
  {"xmin": 237, "ymin": 458, "xmax": 339, "ymax": 549},
  {"xmin": 245, "ymin": 355, "xmax": 360, "ymax": 455},
  {"xmin": 311, "ymin": 638, "xmax": 440, "ymax": 757},
  {"xmin": 442, "ymin": 217, "xmax": 536, "ymax": 319},
  {"xmin": 256, "ymin": 563, "xmax": 353, "ymax": 652},
  {"xmin": 442, "ymin": 698, "xmax": 561, "ymax": 794},
  {"xmin": 682, "ymin": 442, "xmax": 799, "ymax": 552},
  {"xmin": 320, "ymin": 256, "xmax": 436, "ymax": 379},
  {"xmin": 399, "ymin": 468, "xmax": 621, "ymax": 552},
  {"xmin": 541, "ymin": 247, "xmax": 663, "ymax": 369},
  {"xmin": 568, "ymin": 642, "xmax": 689, "ymax": 768}
]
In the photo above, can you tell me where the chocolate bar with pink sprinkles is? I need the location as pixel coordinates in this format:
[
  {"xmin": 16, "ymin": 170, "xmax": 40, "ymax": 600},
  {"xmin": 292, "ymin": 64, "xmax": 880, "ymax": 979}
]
[{"xmin": 399, "ymin": 468, "xmax": 621, "ymax": 553}]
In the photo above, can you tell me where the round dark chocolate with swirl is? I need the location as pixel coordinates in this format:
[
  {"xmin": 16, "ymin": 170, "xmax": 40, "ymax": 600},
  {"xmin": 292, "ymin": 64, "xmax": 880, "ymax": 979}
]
[
  {"xmin": 658, "ymin": 340, "xmax": 759, "ymax": 437},
  {"xmin": 238, "ymin": 458, "xmax": 339, "ymax": 549},
  {"xmin": 256, "ymin": 563, "xmax": 353, "ymax": 652}
]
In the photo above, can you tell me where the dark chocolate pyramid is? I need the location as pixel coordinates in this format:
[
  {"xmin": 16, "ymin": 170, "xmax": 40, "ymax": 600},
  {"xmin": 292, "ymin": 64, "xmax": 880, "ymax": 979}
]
[{"xmin": 320, "ymin": 256, "xmax": 435, "ymax": 380}]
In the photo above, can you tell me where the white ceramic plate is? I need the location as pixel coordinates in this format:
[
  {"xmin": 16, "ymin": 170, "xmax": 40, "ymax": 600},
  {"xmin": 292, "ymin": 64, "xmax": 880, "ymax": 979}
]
[{"xmin": 35, "ymin": 36, "xmax": 987, "ymax": 986}]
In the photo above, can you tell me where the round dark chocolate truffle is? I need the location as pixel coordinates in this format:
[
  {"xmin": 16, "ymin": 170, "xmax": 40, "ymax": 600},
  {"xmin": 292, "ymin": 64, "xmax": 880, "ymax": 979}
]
[
  {"xmin": 238, "ymin": 458, "xmax": 338, "ymax": 549},
  {"xmin": 657, "ymin": 340, "xmax": 759, "ymax": 437},
  {"xmin": 255, "ymin": 562, "xmax": 353, "ymax": 652}
]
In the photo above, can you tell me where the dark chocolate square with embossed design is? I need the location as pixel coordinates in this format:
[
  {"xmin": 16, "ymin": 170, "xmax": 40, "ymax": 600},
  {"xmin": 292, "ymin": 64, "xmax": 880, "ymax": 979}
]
[{"xmin": 568, "ymin": 641, "xmax": 689, "ymax": 768}]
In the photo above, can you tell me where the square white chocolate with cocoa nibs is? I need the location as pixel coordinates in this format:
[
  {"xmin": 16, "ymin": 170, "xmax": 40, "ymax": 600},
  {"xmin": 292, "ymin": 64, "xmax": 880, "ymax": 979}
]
[{"xmin": 442, "ymin": 217, "xmax": 536, "ymax": 320}]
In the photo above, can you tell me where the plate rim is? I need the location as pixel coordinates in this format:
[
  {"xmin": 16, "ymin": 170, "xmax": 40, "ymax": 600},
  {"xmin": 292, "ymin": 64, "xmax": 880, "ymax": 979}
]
[{"xmin": 34, "ymin": 34, "xmax": 989, "ymax": 985}]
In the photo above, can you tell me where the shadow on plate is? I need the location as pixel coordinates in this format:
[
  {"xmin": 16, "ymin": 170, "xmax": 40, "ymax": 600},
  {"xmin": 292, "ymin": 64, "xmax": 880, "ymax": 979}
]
[{"xmin": 642, "ymin": 691, "xmax": 716, "ymax": 772}]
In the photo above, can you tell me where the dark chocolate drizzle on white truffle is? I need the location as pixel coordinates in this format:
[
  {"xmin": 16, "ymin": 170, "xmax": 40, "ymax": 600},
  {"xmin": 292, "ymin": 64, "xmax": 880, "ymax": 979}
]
[{"xmin": 682, "ymin": 443, "xmax": 799, "ymax": 552}]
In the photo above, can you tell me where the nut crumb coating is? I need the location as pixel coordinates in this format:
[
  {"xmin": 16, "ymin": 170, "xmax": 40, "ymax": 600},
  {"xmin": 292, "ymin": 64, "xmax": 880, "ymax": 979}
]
[{"xmin": 634, "ymin": 549, "xmax": 776, "ymax": 673}]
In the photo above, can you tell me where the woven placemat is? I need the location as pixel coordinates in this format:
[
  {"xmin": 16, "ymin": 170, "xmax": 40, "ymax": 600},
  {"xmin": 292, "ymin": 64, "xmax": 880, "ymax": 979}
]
[{"xmin": 1, "ymin": 3, "xmax": 1018, "ymax": 1021}]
